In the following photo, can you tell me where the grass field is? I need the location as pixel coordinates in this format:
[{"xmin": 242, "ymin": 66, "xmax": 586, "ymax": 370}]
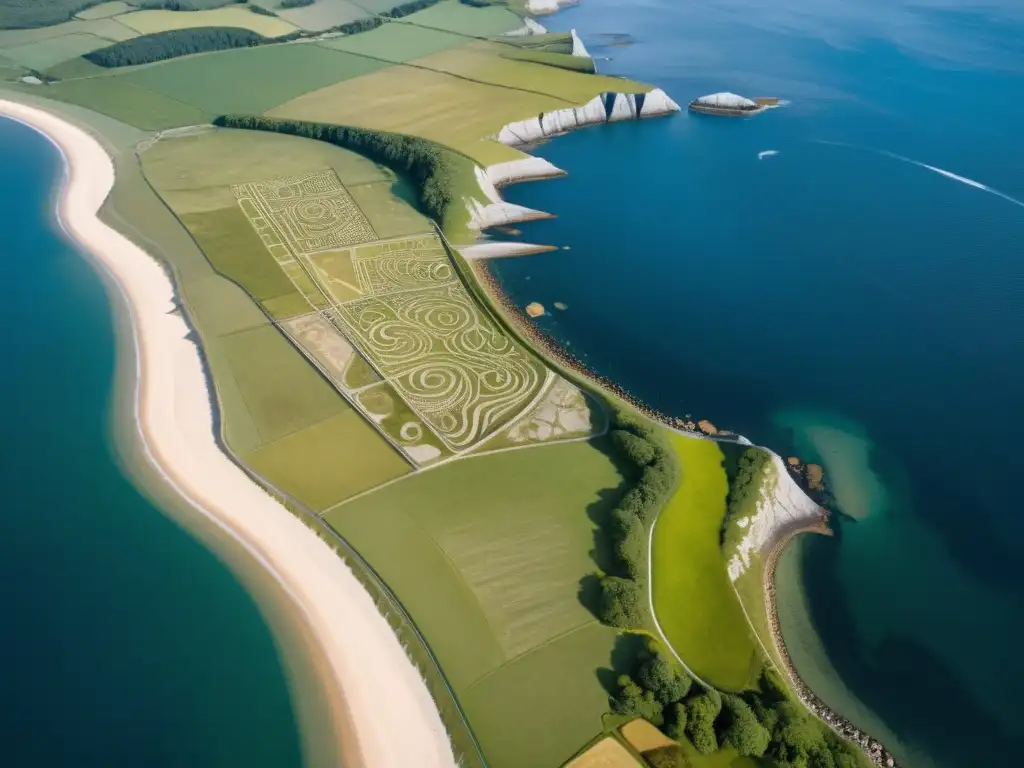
[
  {"xmin": 414, "ymin": 42, "xmax": 649, "ymax": 103},
  {"xmin": 34, "ymin": 77, "xmax": 210, "ymax": 129},
  {"xmin": 244, "ymin": 409, "xmax": 410, "ymax": 510},
  {"xmin": 255, "ymin": 0, "xmax": 370, "ymax": 32},
  {"xmin": 268, "ymin": 63, "xmax": 569, "ymax": 165},
  {"xmin": 116, "ymin": 7, "xmax": 298, "ymax": 36},
  {"xmin": 122, "ymin": 42, "xmax": 389, "ymax": 115},
  {"xmin": 564, "ymin": 736, "xmax": 640, "ymax": 768},
  {"xmin": 316, "ymin": 20, "xmax": 470, "ymax": 62},
  {"xmin": 651, "ymin": 434, "xmax": 763, "ymax": 692},
  {"xmin": 501, "ymin": 48, "xmax": 596, "ymax": 74},
  {"xmin": 0, "ymin": 32, "xmax": 115, "ymax": 69},
  {"xmin": 74, "ymin": 2, "xmax": 134, "ymax": 20},
  {"xmin": 323, "ymin": 439, "xmax": 630, "ymax": 767},
  {"xmin": 0, "ymin": 17, "xmax": 136, "ymax": 47},
  {"xmin": 397, "ymin": 0, "xmax": 523, "ymax": 37}
]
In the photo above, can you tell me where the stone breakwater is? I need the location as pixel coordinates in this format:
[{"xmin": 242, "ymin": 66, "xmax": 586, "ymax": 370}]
[
  {"xmin": 470, "ymin": 265, "xmax": 901, "ymax": 768},
  {"xmin": 762, "ymin": 526, "xmax": 901, "ymax": 768}
]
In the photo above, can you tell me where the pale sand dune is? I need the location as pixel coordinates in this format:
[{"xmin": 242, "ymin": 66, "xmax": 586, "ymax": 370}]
[{"xmin": 0, "ymin": 100, "xmax": 456, "ymax": 768}]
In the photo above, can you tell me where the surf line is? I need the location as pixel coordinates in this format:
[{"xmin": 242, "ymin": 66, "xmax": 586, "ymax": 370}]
[{"xmin": 816, "ymin": 140, "xmax": 1024, "ymax": 210}]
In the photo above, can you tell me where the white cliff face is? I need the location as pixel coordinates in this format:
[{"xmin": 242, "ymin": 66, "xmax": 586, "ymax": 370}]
[
  {"xmin": 464, "ymin": 161, "xmax": 564, "ymax": 231},
  {"xmin": 505, "ymin": 17, "xmax": 548, "ymax": 36},
  {"xmin": 570, "ymin": 28, "xmax": 590, "ymax": 57},
  {"xmin": 726, "ymin": 454, "xmax": 825, "ymax": 581},
  {"xmin": 497, "ymin": 88, "xmax": 679, "ymax": 147}
]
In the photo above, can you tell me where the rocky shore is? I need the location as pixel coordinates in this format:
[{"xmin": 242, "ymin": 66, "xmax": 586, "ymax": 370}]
[{"xmin": 762, "ymin": 525, "xmax": 901, "ymax": 768}]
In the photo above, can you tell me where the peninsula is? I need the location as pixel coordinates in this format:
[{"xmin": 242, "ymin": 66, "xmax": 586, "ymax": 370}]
[{"xmin": 0, "ymin": 2, "xmax": 882, "ymax": 767}]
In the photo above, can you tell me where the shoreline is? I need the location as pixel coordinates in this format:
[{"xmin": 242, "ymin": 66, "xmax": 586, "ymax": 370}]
[
  {"xmin": 461, "ymin": 117, "xmax": 902, "ymax": 768},
  {"xmin": 0, "ymin": 100, "xmax": 457, "ymax": 768}
]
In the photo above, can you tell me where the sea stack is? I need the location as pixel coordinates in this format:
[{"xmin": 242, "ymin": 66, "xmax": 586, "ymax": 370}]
[{"xmin": 688, "ymin": 92, "xmax": 766, "ymax": 117}]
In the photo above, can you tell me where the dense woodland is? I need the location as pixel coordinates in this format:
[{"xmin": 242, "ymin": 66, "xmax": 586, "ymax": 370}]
[
  {"xmin": 214, "ymin": 115, "xmax": 465, "ymax": 224},
  {"xmin": 85, "ymin": 27, "xmax": 269, "ymax": 67},
  {"xmin": 0, "ymin": 0, "xmax": 104, "ymax": 28}
]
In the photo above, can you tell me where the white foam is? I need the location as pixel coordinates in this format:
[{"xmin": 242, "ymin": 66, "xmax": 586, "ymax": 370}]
[{"xmin": 758, "ymin": 150, "xmax": 779, "ymax": 160}]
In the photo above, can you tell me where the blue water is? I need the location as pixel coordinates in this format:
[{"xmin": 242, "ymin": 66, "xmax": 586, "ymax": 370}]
[
  {"xmin": 489, "ymin": 1, "xmax": 1024, "ymax": 765},
  {"xmin": 0, "ymin": 120, "xmax": 306, "ymax": 764}
]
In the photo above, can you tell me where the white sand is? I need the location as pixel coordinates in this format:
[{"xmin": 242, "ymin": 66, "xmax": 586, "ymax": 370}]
[{"xmin": 0, "ymin": 100, "xmax": 456, "ymax": 768}]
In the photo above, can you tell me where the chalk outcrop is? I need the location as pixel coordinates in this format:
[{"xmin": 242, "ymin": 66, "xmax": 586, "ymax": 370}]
[
  {"xmin": 497, "ymin": 88, "xmax": 680, "ymax": 146},
  {"xmin": 526, "ymin": 0, "xmax": 577, "ymax": 15},
  {"xmin": 727, "ymin": 454, "xmax": 826, "ymax": 581},
  {"xmin": 505, "ymin": 17, "xmax": 548, "ymax": 36},
  {"xmin": 465, "ymin": 161, "xmax": 565, "ymax": 231},
  {"xmin": 570, "ymin": 29, "xmax": 590, "ymax": 58}
]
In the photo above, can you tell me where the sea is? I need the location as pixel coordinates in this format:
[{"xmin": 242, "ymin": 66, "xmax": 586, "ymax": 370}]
[
  {"xmin": 488, "ymin": 0, "xmax": 1024, "ymax": 765},
  {"xmin": 0, "ymin": 119, "xmax": 306, "ymax": 764}
]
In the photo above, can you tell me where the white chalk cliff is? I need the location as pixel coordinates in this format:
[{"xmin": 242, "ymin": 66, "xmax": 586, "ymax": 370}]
[
  {"xmin": 570, "ymin": 29, "xmax": 590, "ymax": 58},
  {"xmin": 465, "ymin": 160, "xmax": 564, "ymax": 231},
  {"xmin": 497, "ymin": 88, "xmax": 680, "ymax": 146},
  {"xmin": 505, "ymin": 17, "xmax": 548, "ymax": 36},
  {"xmin": 726, "ymin": 454, "xmax": 825, "ymax": 581}
]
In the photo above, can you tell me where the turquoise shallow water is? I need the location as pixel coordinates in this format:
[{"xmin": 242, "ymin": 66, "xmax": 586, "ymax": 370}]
[
  {"xmin": 490, "ymin": 1, "xmax": 1024, "ymax": 765},
  {"xmin": 0, "ymin": 120, "xmax": 305, "ymax": 764}
]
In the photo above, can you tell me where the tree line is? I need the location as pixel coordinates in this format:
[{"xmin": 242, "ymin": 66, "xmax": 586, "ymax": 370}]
[
  {"xmin": 613, "ymin": 642, "xmax": 863, "ymax": 767},
  {"xmin": 597, "ymin": 411, "xmax": 679, "ymax": 629},
  {"xmin": 84, "ymin": 27, "xmax": 273, "ymax": 67},
  {"xmin": 213, "ymin": 115, "xmax": 463, "ymax": 224}
]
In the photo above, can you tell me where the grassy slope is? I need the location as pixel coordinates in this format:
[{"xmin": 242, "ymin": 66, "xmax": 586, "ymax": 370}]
[
  {"xmin": 651, "ymin": 434, "xmax": 763, "ymax": 692},
  {"xmin": 323, "ymin": 438, "xmax": 629, "ymax": 768},
  {"xmin": 396, "ymin": 0, "xmax": 522, "ymax": 37},
  {"xmin": 317, "ymin": 20, "xmax": 471, "ymax": 61}
]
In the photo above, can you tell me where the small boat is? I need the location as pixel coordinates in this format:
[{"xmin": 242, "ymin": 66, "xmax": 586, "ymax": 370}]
[{"xmin": 688, "ymin": 92, "xmax": 765, "ymax": 117}]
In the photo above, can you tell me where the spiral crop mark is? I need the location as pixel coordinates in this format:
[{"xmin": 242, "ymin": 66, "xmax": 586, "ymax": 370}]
[
  {"xmin": 232, "ymin": 170, "xmax": 376, "ymax": 256},
  {"xmin": 334, "ymin": 277, "xmax": 545, "ymax": 450}
]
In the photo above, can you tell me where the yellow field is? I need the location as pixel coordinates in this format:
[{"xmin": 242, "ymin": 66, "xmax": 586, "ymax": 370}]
[
  {"xmin": 267, "ymin": 63, "xmax": 569, "ymax": 165},
  {"xmin": 117, "ymin": 7, "xmax": 298, "ymax": 37},
  {"xmin": 619, "ymin": 719, "xmax": 675, "ymax": 753},
  {"xmin": 564, "ymin": 737, "xmax": 639, "ymax": 768}
]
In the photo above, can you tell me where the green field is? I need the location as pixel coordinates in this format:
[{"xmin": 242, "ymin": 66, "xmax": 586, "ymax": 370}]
[
  {"xmin": 651, "ymin": 434, "xmax": 763, "ymax": 692},
  {"xmin": 35, "ymin": 76, "xmax": 210, "ymax": 129},
  {"xmin": 397, "ymin": 0, "xmax": 523, "ymax": 37},
  {"xmin": 323, "ymin": 439, "xmax": 629, "ymax": 767},
  {"xmin": 115, "ymin": 7, "xmax": 299, "ymax": 36},
  {"xmin": 121, "ymin": 42, "xmax": 389, "ymax": 115},
  {"xmin": 316, "ymin": 19, "xmax": 470, "ymax": 61}
]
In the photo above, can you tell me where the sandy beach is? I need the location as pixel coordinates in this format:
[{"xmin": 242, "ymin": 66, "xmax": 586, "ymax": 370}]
[{"xmin": 0, "ymin": 99, "xmax": 456, "ymax": 768}]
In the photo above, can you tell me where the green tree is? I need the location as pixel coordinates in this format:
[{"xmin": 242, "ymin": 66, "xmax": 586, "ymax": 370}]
[
  {"xmin": 637, "ymin": 653, "xmax": 692, "ymax": 706},
  {"xmin": 611, "ymin": 675, "xmax": 665, "ymax": 726},
  {"xmin": 665, "ymin": 702, "xmax": 688, "ymax": 741},
  {"xmin": 685, "ymin": 690, "xmax": 721, "ymax": 755},
  {"xmin": 720, "ymin": 695, "xmax": 770, "ymax": 757},
  {"xmin": 612, "ymin": 428, "xmax": 658, "ymax": 467},
  {"xmin": 611, "ymin": 508, "xmax": 645, "ymax": 578},
  {"xmin": 599, "ymin": 576, "xmax": 643, "ymax": 628}
]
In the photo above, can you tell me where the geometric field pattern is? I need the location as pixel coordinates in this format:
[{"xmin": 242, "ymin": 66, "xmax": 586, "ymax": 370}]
[
  {"xmin": 232, "ymin": 170, "xmax": 376, "ymax": 258},
  {"xmin": 233, "ymin": 169, "xmax": 548, "ymax": 456},
  {"xmin": 327, "ymin": 239, "xmax": 547, "ymax": 451}
]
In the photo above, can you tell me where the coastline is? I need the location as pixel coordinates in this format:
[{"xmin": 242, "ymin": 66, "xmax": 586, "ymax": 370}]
[{"xmin": 0, "ymin": 99, "xmax": 456, "ymax": 768}]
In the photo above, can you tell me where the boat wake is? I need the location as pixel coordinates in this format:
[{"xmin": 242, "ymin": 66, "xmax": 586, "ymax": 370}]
[
  {"xmin": 758, "ymin": 150, "xmax": 779, "ymax": 160},
  {"xmin": 816, "ymin": 140, "xmax": 1024, "ymax": 210}
]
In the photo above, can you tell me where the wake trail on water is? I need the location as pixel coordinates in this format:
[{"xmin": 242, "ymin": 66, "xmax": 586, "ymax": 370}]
[
  {"xmin": 815, "ymin": 140, "xmax": 1024, "ymax": 210},
  {"xmin": 758, "ymin": 150, "xmax": 779, "ymax": 160}
]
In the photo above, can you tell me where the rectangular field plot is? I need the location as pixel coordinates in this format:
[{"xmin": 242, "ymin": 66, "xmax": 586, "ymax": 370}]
[{"xmin": 233, "ymin": 170, "xmax": 377, "ymax": 257}]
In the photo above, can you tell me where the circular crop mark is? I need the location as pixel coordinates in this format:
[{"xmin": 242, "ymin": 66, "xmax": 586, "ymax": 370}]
[{"xmin": 399, "ymin": 422, "xmax": 423, "ymax": 443}]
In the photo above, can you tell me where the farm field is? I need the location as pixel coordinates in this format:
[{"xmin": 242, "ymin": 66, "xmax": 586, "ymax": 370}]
[
  {"xmin": 397, "ymin": 0, "xmax": 523, "ymax": 37},
  {"xmin": 316, "ymin": 21, "xmax": 470, "ymax": 62},
  {"xmin": 250, "ymin": 0, "xmax": 371, "ymax": 32},
  {"xmin": 116, "ymin": 7, "xmax": 299, "ymax": 37},
  {"xmin": 651, "ymin": 434, "xmax": 763, "ymax": 692},
  {"xmin": 74, "ymin": 2, "xmax": 134, "ymax": 21},
  {"xmin": 268, "ymin": 64, "xmax": 570, "ymax": 165},
  {"xmin": 564, "ymin": 736, "xmax": 640, "ymax": 768},
  {"xmin": 35, "ymin": 77, "xmax": 211, "ymax": 129},
  {"xmin": 122, "ymin": 42, "xmax": 390, "ymax": 115},
  {"xmin": 323, "ymin": 439, "xmax": 629, "ymax": 767}
]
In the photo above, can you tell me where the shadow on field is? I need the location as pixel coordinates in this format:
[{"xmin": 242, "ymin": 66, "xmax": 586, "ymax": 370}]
[{"xmin": 596, "ymin": 634, "xmax": 649, "ymax": 694}]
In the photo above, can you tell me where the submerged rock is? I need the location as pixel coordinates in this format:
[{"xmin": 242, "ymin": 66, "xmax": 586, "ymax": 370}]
[{"xmin": 525, "ymin": 302, "xmax": 545, "ymax": 318}]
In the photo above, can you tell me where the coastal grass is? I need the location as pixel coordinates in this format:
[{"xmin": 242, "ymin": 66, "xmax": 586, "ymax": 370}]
[
  {"xmin": 115, "ymin": 7, "xmax": 299, "ymax": 37},
  {"xmin": 501, "ymin": 48, "xmax": 596, "ymax": 74},
  {"xmin": 266, "ymin": 62, "xmax": 569, "ymax": 165},
  {"xmin": 260, "ymin": 0, "xmax": 371, "ymax": 31},
  {"xmin": 323, "ymin": 438, "xmax": 629, "ymax": 764},
  {"xmin": 121, "ymin": 42, "xmax": 390, "ymax": 115},
  {"xmin": 244, "ymin": 409, "xmax": 410, "ymax": 510},
  {"xmin": 651, "ymin": 434, "xmax": 763, "ymax": 692},
  {"xmin": 413, "ymin": 43, "xmax": 648, "ymax": 102}
]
